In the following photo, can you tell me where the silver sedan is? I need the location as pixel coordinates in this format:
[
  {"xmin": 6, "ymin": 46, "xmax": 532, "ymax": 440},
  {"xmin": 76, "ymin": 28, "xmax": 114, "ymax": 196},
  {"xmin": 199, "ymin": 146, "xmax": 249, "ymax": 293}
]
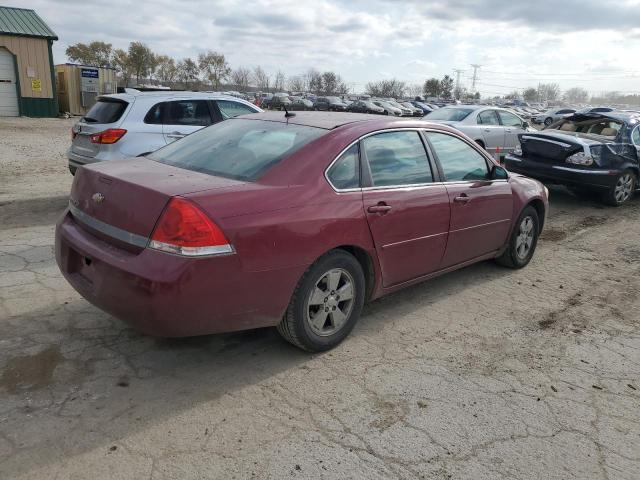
[{"xmin": 425, "ymin": 105, "xmax": 533, "ymax": 158}]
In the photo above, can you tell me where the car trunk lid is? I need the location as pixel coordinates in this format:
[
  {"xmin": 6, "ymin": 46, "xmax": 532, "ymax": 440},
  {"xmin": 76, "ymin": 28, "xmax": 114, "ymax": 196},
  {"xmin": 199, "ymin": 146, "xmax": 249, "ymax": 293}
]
[
  {"xmin": 519, "ymin": 132, "xmax": 587, "ymax": 163},
  {"xmin": 69, "ymin": 158, "xmax": 247, "ymax": 243}
]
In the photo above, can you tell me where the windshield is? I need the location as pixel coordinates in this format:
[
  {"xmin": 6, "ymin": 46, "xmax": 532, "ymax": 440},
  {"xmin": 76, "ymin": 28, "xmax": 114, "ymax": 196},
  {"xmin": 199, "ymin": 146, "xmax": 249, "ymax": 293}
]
[
  {"xmin": 549, "ymin": 117, "xmax": 623, "ymax": 138},
  {"xmin": 426, "ymin": 107, "xmax": 474, "ymax": 122},
  {"xmin": 149, "ymin": 119, "xmax": 325, "ymax": 181}
]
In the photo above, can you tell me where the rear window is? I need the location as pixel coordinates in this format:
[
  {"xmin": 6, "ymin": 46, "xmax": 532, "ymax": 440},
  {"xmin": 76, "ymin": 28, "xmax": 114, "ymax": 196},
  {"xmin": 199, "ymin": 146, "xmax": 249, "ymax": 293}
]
[
  {"xmin": 82, "ymin": 99, "xmax": 128, "ymax": 124},
  {"xmin": 426, "ymin": 107, "xmax": 473, "ymax": 121},
  {"xmin": 149, "ymin": 119, "xmax": 325, "ymax": 181}
]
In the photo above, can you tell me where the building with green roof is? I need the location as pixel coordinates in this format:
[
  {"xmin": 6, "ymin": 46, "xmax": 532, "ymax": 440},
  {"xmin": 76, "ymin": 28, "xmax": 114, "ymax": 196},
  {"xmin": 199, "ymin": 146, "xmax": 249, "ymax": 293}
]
[{"xmin": 0, "ymin": 5, "xmax": 58, "ymax": 116}]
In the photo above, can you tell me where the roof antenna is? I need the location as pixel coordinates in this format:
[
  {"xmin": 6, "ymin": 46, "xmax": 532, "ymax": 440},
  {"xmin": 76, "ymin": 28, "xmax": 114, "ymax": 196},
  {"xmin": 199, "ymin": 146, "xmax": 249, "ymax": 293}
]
[{"xmin": 283, "ymin": 104, "xmax": 296, "ymax": 118}]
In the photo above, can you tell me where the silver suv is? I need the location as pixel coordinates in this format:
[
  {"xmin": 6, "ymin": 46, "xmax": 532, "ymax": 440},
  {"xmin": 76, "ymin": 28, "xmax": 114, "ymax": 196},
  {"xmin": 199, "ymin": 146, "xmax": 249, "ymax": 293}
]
[{"xmin": 67, "ymin": 90, "xmax": 262, "ymax": 174}]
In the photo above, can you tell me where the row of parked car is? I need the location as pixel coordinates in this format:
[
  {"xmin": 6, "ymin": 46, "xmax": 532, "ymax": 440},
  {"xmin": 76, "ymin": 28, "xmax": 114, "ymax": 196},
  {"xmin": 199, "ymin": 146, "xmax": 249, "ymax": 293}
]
[
  {"xmin": 258, "ymin": 93, "xmax": 442, "ymax": 117},
  {"xmin": 69, "ymin": 89, "xmax": 639, "ymax": 207}
]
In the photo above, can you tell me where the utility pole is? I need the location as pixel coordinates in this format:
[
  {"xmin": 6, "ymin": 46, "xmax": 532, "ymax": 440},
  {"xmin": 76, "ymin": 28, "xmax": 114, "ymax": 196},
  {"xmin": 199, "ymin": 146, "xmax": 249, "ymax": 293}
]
[
  {"xmin": 453, "ymin": 69, "xmax": 464, "ymax": 99},
  {"xmin": 470, "ymin": 64, "xmax": 481, "ymax": 92}
]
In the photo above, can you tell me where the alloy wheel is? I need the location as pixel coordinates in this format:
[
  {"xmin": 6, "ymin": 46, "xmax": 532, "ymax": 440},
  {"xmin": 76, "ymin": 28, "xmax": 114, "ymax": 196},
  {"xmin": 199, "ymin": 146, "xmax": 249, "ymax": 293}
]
[
  {"xmin": 306, "ymin": 268, "xmax": 355, "ymax": 337},
  {"xmin": 515, "ymin": 216, "xmax": 535, "ymax": 260},
  {"xmin": 614, "ymin": 173, "xmax": 635, "ymax": 204}
]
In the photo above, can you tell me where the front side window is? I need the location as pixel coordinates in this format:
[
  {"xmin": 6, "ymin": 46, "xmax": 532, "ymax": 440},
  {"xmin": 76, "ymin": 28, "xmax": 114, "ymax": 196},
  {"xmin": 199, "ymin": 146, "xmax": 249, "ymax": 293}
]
[
  {"xmin": 216, "ymin": 100, "xmax": 257, "ymax": 120},
  {"xmin": 327, "ymin": 144, "xmax": 360, "ymax": 190},
  {"xmin": 362, "ymin": 131, "xmax": 432, "ymax": 187},
  {"xmin": 149, "ymin": 119, "xmax": 325, "ymax": 181},
  {"xmin": 425, "ymin": 132, "xmax": 489, "ymax": 182},
  {"xmin": 477, "ymin": 110, "xmax": 500, "ymax": 125},
  {"xmin": 498, "ymin": 111, "xmax": 523, "ymax": 127},
  {"xmin": 165, "ymin": 100, "xmax": 212, "ymax": 126}
]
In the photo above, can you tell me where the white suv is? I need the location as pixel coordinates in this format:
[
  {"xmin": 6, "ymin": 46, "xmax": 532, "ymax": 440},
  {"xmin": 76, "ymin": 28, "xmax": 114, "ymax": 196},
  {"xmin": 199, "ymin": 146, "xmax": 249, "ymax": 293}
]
[{"xmin": 67, "ymin": 90, "xmax": 262, "ymax": 174}]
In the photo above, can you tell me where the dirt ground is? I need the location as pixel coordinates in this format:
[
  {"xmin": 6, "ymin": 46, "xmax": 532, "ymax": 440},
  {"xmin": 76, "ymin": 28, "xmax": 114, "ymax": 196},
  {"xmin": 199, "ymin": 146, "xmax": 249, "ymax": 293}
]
[{"xmin": 0, "ymin": 117, "xmax": 638, "ymax": 480}]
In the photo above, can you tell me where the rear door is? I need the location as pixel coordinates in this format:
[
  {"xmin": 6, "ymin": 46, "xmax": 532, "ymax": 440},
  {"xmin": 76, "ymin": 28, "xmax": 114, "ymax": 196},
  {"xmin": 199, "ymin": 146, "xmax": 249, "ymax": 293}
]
[
  {"xmin": 476, "ymin": 109, "xmax": 505, "ymax": 155},
  {"xmin": 361, "ymin": 130, "xmax": 451, "ymax": 287},
  {"xmin": 162, "ymin": 99, "xmax": 214, "ymax": 143},
  {"xmin": 424, "ymin": 131, "xmax": 513, "ymax": 268},
  {"xmin": 497, "ymin": 110, "xmax": 527, "ymax": 153}
]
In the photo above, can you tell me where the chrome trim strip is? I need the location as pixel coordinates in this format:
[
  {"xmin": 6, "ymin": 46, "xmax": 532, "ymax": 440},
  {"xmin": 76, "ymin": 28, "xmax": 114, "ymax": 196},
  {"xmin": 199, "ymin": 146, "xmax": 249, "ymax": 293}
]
[
  {"xmin": 69, "ymin": 202, "xmax": 149, "ymax": 248},
  {"xmin": 520, "ymin": 136, "xmax": 572, "ymax": 148},
  {"xmin": 324, "ymin": 127, "xmax": 504, "ymax": 193},
  {"xmin": 450, "ymin": 218, "xmax": 511, "ymax": 234},
  {"xmin": 382, "ymin": 231, "xmax": 448, "ymax": 249},
  {"xmin": 551, "ymin": 166, "xmax": 613, "ymax": 175}
]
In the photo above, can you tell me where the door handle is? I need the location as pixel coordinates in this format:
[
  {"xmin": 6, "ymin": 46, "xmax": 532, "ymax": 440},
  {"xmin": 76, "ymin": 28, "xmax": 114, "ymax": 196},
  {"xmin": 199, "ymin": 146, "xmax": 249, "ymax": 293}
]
[
  {"xmin": 453, "ymin": 193, "xmax": 471, "ymax": 204},
  {"xmin": 167, "ymin": 132, "xmax": 186, "ymax": 139},
  {"xmin": 367, "ymin": 203, "xmax": 392, "ymax": 214},
  {"xmin": 484, "ymin": 128, "xmax": 491, "ymax": 132}
]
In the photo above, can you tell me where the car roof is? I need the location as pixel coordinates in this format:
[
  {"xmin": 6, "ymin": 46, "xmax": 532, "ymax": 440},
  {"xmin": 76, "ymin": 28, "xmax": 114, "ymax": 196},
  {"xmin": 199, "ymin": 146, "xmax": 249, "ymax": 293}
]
[
  {"xmin": 231, "ymin": 111, "xmax": 463, "ymax": 133},
  {"xmin": 98, "ymin": 91, "xmax": 251, "ymax": 103},
  {"xmin": 568, "ymin": 110, "xmax": 640, "ymax": 123}
]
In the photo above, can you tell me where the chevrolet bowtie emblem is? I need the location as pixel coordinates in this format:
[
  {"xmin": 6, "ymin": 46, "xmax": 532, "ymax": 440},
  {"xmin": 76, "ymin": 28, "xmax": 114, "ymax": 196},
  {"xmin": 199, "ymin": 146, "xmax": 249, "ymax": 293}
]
[{"xmin": 92, "ymin": 192, "xmax": 105, "ymax": 204}]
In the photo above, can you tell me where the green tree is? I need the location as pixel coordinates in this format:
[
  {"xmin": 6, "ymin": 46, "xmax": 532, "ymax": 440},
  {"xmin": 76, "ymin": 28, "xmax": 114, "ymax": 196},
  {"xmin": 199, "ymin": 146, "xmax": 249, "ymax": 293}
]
[
  {"xmin": 127, "ymin": 42, "xmax": 155, "ymax": 84},
  {"xmin": 112, "ymin": 48, "xmax": 132, "ymax": 86},
  {"xmin": 177, "ymin": 58, "xmax": 200, "ymax": 89},
  {"xmin": 440, "ymin": 75, "xmax": 454, "ymax": 99},
  {"xmin": 65, "ymin": 41, "xmax": 113, "ymax": 67},
  {"xmin": 198, "ymin": 50, "xmax": 231, "ymax": 89},
  {"xmin": 423, "ymin": 78, "xmax": 441, "ymax": 97}
]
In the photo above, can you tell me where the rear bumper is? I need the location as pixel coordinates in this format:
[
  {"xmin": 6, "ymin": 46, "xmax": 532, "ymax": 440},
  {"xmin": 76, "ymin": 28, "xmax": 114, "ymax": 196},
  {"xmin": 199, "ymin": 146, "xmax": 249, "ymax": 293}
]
[
  {"xmin": 55, "ymin": 211, "xmax": 300, "ymax": 337},
  {"xmin": 504, "ymin": 155, "xmax": 619, "ymax": 189}
]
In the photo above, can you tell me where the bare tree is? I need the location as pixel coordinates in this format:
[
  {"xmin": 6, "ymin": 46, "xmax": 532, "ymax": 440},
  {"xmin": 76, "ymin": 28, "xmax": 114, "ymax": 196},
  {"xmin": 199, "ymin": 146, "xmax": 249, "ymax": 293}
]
[
  {"xmin": 253, "ymin": 66, "xmax": 271, "ymax": 91},
  {"xmin": 366, "ymin": 79, "xmax": 406, "ymax": 98},
  {"xmin": 307, "ymin": 69, "xmax": 323, "ymax": 94},
  {"xmin": 274, "ymin": 69, "xmax": 286, "ymax": 92},
  {"xmin": 563, "ymin": 87, "xmax": 589, "ymax": 103},
  {"xmin": 198, "ymin": 50, "xmax": 231, "ymax": 89},
  {"xmin": 177, "ymin": 58, "xmax": 200, "ymax": 89},
  {"xmin": 112, "ymin": 48, "xmax": 132, "ymax": 87},
  {"xmin": 538, "ymin": 83, "xmax": 561, "ymax": 102},
  {"xmin": 155, "ymin": 55, "xmax": 177, "ymax": 84},
  {"xmin": 231, "ymin": 67, "xmax": 251, "ymax": 90},
  {"xmin": 287, "ymin": 75, "xmax": 306, "ymax": 92},
  {"xmin": 406, "ymin": 84, "xmax": 423, "ymax": 98}
]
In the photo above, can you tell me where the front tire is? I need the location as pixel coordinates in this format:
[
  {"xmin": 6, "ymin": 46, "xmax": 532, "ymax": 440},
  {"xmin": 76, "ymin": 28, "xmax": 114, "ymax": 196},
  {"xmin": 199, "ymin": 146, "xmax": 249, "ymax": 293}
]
[
  {"xmin": 602, "ymin": 170, "xmax": 636, "ymax": 206},
  {"xmin": 277, "ymin": 250, "xmax": 365, "ymax": 352},
  {"xmin": 544, "ymin": 117, "xmax": 553, "ymax": 126},
  {"xmin": 495, "ymin": 206, "xmax": 540, "ymax": 269}
]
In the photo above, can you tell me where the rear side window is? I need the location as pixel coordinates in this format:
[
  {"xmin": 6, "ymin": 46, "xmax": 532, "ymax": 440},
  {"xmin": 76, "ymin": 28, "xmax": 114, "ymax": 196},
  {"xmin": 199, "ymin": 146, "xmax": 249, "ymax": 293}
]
[
  {"xmin": 165, "ymin": 100, "xmax": 212, "ymax": 126},
  {"xmin": 425, "ymin": 132, "xmax": 488, "ymax": 182},
  {"xmin": 149, "ymin": 119, "xmax": 325, "ymax": 181},
  {"xmin": 362, "ymin": 131, "xmax": 432, "ymax": 187},
  {"xmin": 215, "ymin": 100, "xmax": 258, "ymax": 120},
  {"xmin": 83, "ymin": 99, "xmax": 128, "ymax": 124},
  {"xmin": 327, "ymin": 144, "xmax": 360, "ymax": 190},
  {"xmin": 144, "ymin": 102, "xmax": 165, "ymax": 124},
  {"xmin": 477, "ymin": 110, "xmax": 499, "ymax": 125}
]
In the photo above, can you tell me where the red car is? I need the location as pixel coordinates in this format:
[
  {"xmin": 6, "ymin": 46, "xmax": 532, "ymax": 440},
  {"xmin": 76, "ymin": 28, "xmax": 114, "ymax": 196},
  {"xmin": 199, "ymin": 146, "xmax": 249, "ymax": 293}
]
[{"xmin": 55, "ymin": 112, "xmax": 548, "ymax": 352}]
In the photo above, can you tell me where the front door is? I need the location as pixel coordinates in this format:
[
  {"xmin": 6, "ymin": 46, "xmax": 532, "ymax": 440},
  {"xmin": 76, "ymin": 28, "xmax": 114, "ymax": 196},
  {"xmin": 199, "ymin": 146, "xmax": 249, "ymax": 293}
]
[
  {"xmin": 361, "ymin": 130, "xmax": 451, "ymax": 287},
  {"xmin": 162, "ymin": 99, "xmax": 213, "ymax": 143},
  {"xmin": 424, "ymin": 131, "xmax": 513, "ymax": 268}
]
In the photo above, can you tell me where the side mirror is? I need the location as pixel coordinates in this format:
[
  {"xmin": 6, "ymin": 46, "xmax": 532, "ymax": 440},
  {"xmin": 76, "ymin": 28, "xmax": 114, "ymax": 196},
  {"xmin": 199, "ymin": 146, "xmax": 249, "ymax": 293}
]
[
  {"xmin": 522, "ymin": 121, "xmax": 530, "ymax": 129},
  {"xmin": 489, "ymin": 164, "xmax": 508, "ymax": 180}
]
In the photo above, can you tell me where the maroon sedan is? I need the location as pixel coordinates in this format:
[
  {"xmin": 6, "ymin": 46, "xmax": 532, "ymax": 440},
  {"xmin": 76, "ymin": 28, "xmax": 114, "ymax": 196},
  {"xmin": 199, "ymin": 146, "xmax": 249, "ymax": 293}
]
[{"xmin": 55, "ymin": 112, "xmax": 548, "ymax": 352}]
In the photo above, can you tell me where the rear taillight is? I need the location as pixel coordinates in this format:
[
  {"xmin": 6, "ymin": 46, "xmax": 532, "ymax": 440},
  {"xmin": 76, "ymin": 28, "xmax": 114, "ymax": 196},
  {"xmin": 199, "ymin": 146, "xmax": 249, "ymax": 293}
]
[
  {"xmin": 89, "ymin": 128, "xmax": 127, "ymax": 144},
  {"xmin": 149, "ymin": 198, "xmax": 233, "ymax": 256},
  {"xmin": 71, "ymin": 127, "xmax": 77, "ymax": 140}
]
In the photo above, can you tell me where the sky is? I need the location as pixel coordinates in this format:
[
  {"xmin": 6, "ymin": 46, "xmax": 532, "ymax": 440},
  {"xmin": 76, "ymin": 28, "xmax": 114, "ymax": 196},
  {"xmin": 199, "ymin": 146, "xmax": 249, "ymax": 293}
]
[{"xmin": 11, "ymin": 0, "xmax": 640, "ymax": 96}]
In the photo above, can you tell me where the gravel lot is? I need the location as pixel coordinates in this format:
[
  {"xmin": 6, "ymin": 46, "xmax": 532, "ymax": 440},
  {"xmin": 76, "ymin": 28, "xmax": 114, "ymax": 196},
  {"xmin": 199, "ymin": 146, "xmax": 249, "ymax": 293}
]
[{"xmin": 0, "ymin": 116, "xmax": 639, "ymax": 480}]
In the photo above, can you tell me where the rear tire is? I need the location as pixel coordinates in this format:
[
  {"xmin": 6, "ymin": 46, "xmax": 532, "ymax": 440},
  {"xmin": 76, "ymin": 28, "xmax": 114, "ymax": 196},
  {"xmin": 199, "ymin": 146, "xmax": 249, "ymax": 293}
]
[
  {"xmin": 495, "ymin": 206, "xmax": 540, "ymax": 269},
  {"xmin": 277, "ymin": 250, "xmax": 365, "ymax": 352},
  {"xmin": 602, "ymin": 170, "xmax": 636, "ymax": 206}
]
